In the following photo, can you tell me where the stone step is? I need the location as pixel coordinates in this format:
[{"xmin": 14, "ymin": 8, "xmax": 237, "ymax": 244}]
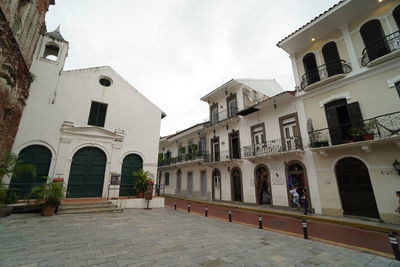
[
  {"xmin": 57, "ymin": 206, "xmax": 123, "ymax": 215},
  {"xmin": 59, "ymin": 202, "xmax": 114, "ymax": 209}
]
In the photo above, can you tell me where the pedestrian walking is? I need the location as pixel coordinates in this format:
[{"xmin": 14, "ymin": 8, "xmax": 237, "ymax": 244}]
[
  {"xmin": 302, "ymin": 188, "xmax": 311, "ymax": 215},
  {"xmin": 290, "ymin": 185, "xmax": 300, "ymax": 209}
]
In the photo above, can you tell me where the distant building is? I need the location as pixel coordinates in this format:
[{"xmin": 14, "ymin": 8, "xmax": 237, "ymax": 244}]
[
  {"xmin": 6, "ymin": 28, "xmax": 165, "ymax": 199},
  {"xmin": 277, "ymin": 0, "xmax": 400, "ymax": 223},
  {"xmin": 0, "ymin": 0, "xmax": 54, "ymax": 155},
  {"xmin": 158, "ymin": 79, "xmax": 322, "ymax": 214}
]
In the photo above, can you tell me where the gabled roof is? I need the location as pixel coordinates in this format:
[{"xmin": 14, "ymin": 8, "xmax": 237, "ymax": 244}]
[{"xmin": 200, "ymin": 78, "xmax": 283, "ymax": 101}]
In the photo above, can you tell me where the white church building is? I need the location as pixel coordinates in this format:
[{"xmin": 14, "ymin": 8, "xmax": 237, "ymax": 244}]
[{"xmin": 6, "ymin": 27, "xmax": 165, "ymax": 199}]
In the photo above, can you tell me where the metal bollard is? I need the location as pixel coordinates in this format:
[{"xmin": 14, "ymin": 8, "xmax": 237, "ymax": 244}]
[
  {"xmin": 302, "ymin": 220, "xmax": 308, "ymax": 239},
  {"xmin": 388, "ymin": 232, "xmax": 400, "ymax": 260},
  {"xmin": 258, "ymin": 216, "xmax": 263, "ymax": 229},
  {"xmin": 228, "ymin": 210, "xmax": 232, "ymax": 222},
  {"xmin": 188, "ymin": 203, "xmax": 191, "ymax": 213},
  {"xmin": 205, "ymin": 206, "xmax": 208, "ymax": 217},
  {"xmin": 174, "ymin": 202, "xmax": 177, "ymax": 210}
]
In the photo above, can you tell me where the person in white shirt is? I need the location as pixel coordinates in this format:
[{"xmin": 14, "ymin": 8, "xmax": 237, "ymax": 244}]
[{"xmin": 290, "ymin": 186, "xmax": 300, "ymax": 208}]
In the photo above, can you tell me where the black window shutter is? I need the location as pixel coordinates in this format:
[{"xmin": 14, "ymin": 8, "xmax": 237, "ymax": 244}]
[
  {"xmin": 347, "ymin": 102, "xmax": 363, "ymax": 125},
  {"xmin": 325, "ymin": 107, "xmax": 343, "ymax": 145},
  {"xmin": 88, "ymin": 102, "xmax": 99, "ymax": 126},
  {"xmin": 97, "ymin": 103, "xmax": 107, "ymax": 127}
]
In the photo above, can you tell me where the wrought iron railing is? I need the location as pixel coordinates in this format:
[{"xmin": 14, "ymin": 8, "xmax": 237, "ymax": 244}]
[
  {"xmin": 158, "ymin": 151, "xmax": 209, "ymax": 167},
  {"xmin": 360, "ymin": 31, "xmax": 400, "ymax": 67},
  {"xmin": 206, "ymin": 106, "xmax": 239, "ymax": 126},
  {"xmin": 243, "ymin": 137, "xmax": 303, "ymax": 157},
  {"xmin": 308, "ymin": 111, "xmax": 400, "ymax": 147},
  {"xmin": 301, "ymin": 60, "xmax": 352, "ymax": 89},
  {"xmin": 208, "ymin": 149, "xmax": 242, "ymax": 162}
]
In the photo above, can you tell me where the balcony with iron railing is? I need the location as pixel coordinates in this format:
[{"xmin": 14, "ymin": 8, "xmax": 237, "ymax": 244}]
[
  {"xmin": 360, "ymin": 31, "xmax": 400, "ymax": 67},
  {"xmin": 308, "ymin": 111, "xmax": 400, "ymax": 153},
  {"xmin": 301, "ymin": 60, "xmax": 352, "ymax": 91},
  {"xmin": 206, "ymin": 106, "xmax": 239, "ymax": 126},
  {"xmin": 158, "ymin": 150, "xmax": 209, "ymax": 167},
  {"xmin": 208, "ymin": 149, "xmax": 242, "ymax": 163},
  {"xmin": 243, "ymin": 137, "xmax": 304, "ymax": 158}
]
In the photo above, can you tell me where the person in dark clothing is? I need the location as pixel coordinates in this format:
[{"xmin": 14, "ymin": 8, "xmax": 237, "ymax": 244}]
[{"xmin": 301, "ymin": 188, "xmax": 311, "ymax": 215}]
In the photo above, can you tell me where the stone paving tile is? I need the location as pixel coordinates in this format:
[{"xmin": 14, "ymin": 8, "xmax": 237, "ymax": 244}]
[{"xmin": 0, "ymin": 208, "xmax": 396, "ymax": 266}]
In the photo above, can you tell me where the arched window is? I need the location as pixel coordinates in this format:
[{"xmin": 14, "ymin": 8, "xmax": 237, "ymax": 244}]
[
  {"xmin": 231, "ymin": 167, "xmax": 243, "ymax": 202},
  {"xmin": 212, "ymin": 168, "xmax": 221, "ymax": 201},
  {"xmin": 360, "ymin": 20, "xmax": 389, "ymax": 62},
  {"xmin": 322, "ymin": 42, "xmax": 344, "ymax": 77},
  {"xmin": 119, "ymin": 154, "xmax": 143, "ymax": 197},
  {"xmin": 393, "ymin": 5, "xmax": 400, "ymax": 29},
  {"xmin": 254, "ymin": 165, "xmax": 271, "ymax": 205},
  {"xmin": 303, "ymin": 53, "xmax": 320, "ymax": 85},
  {"xmin": 43, "ymin": 43, "xmax": 60, "ymax": 61}
]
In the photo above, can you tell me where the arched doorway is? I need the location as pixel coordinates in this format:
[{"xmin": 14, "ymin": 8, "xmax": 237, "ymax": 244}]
[
  {"xmin": 119, "ymin": 154, "xmax": 143, "ymax": 196},
  {"xmin": 231, "ymin": 167, "xmax": 243, "ymax": 202},
  {"xmin": 335, "ymin": 157, "xmax": 379, "ymax": 218},
  {"xmin": 67, "ymin": 147, "xmax": 106, "ymax": 198},
  {"xmin": 286, "ymin": 162, "xmax": 310, "ymax": 208},
  {"xmin": 303, "ymin": 53, "xmax": 320, "ymax": 85},
  {"xmin": 322, "ymin": 42, "xmax": 343, "ymax": 77},
  {"xmin": 212, "ymin": 168, "xmax": 222, "ymax": 201},
  {"xmin": 360, "ymin": 19, "xmax": 389, "ymax": 62},
  {"xmin": 10, "ymin": 145, "xmax": 52, "ymax": 198},
  {"xmin": 176, "ymin": 169, "xmax": 181, "ymax": 194},
  {"xmin": 254, "ymin": 165, "xmax": 272, "ymax": 205}
]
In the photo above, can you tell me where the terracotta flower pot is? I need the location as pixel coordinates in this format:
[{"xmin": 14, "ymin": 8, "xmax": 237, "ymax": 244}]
[
  {"xmin": 137, "ymin": 191, "xmax": 145, "ymax": 198},
  {"xmin": 41, "ymin": 205, "xmax": 57, "ymax": 216},
  {"xmin": 363, "ymin": 133, "xmax": 374, "ymax": 141}
]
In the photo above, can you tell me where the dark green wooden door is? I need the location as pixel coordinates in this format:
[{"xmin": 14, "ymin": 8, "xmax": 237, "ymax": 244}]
[
  {"xmin": 119, "ymin": 154, "xmax": 143, "ymax": 196},
  {"xmin": 67, "ymin": 147, "xmax": 106, "ymax": 198},
  {"xmin": 10, "ymin": 145, "xmax": 52, "ymax": 199}
]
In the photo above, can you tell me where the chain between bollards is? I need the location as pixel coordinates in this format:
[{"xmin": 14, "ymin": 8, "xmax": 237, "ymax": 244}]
[
  {"xmin": 205, "ymin": 206, "xmax": 208, "ymax": 217},
  {"xmin": 258, "ymin": 215, "xmax": 263, "ymax": 229},
  {"xmin": 228, "ymin": 210, "xmax": 232, "ymax": 222},
  {"xmin": 188, "ymin": 203, "xmax": 191, "ymax": 213},
  {"xmin": 174, "ymin": 202, "xmax": 177, "ymax": 210},
  {"xmin": 388, "ymin": 232, "xmax": 400, "ymax": 261},
  {"xmin": 302, "ymin": 220, "xmax": 308, "ymax": 239}
]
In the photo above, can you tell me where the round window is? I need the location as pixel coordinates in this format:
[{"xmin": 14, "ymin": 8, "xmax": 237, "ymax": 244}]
[{"xmin": 99, "ymin": 77, "xmax": 112, "ymax": 87}]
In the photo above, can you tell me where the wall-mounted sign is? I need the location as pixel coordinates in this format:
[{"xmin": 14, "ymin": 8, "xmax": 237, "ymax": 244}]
[{"xmin": 110, "ymin": 173, "xmax": 121, "ymax": 185}]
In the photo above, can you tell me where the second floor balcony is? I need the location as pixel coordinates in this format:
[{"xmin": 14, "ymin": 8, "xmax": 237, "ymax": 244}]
[
  {"xmin": 360, "ymin": 31, "xmax": 400, "ymax": 68},
  {"xmin": 208, "ymin": 149, "xmax": 242, "ymax": 163},
  {"xmin": 243, "ymin": 137, "xmax": 304, "ymax": 158},
  {"xmin": 158, "ymin": 151, "xmax": 209, "ymax": 167},
  {"xmin": 206, "ymin": 106, "xmax": 239, "ymax": 126},
  {"xmin": 301, "ymin": 60, "xmax": 352, "ymax": 91},
  {"xmin": 308, "ymin": 111, "xmax": 400, "ymax": 154}
]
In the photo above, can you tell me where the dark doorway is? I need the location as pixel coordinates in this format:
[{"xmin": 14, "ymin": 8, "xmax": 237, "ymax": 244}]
[
  {"xmin": 231, "ymin": 167, "xmax": 243, "ymax": 202},
  {"xmin": 10, "ymin": 145, "xmax": 52, "ymax": 199},
  {"xmin": 211, "ymin": 136, "xmax": 220, "ymax": 162},
  {"xmin": 322, "ymin": 42, "xmax": 344, "ymax": 77},
  {"xmin": 212, "ymin": 168, "xmax": 222, "ymax": 201},
  {"xmin": 360, "ymin": 20, "xmax": 389, "ymax": 62},
  {"xmin": 119, "ymin": 154, "xmax": 143, "ymax": 196},
  {"xmin": 286, "ymin": 162, "xmax": 310, "ymax": 208},
  {"xmin": 324, "ymin": 99, "xmax": 363, "ymax": 145},
  {"xmin": 229, "ymin": 131, "xmax": 240, "ymax": 159},
  {"xmin": 67, "ymin": 147, "xmax": 106, "ymax": 198},
  {"xmin": 394, "ymin": 5, "xmax": 400, "ymax": 29},
  {"xmin": 303, "ymin": 53, "xmax": 320, "ymax": 85},
  {"xmin": 255, "ymin": 165, "xmax": 272, "ymax": 205},
  {"xmin": 335, "ymin": 157, "xmax": 379, "ymax": 219},
  {"xmin": 176, "ymin": 169, "xmax": 181, "ymax": 194}
]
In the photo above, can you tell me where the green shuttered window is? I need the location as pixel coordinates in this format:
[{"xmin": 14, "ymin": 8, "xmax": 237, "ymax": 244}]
[{"xmin": 88, "ymin": 101, "xmax": 107, "ymax": 127}]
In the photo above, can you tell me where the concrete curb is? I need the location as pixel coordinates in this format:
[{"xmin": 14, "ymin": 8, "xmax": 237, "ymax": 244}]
[{"xmin": 166, "ymin": 195, "xmax": 400, "ymax": 234}]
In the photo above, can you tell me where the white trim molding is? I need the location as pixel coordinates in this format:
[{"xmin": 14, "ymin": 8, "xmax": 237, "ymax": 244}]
[
  {"xmin": 319, "ymin": 92, "xmax": 351, "ymax": 108},
  {"xmin": 386, "ymin": 75, "xmax": 400, "ymax": 88}
]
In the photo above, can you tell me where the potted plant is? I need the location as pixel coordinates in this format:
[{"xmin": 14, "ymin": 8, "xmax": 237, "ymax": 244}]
[
  {"xmin": 132, "ymin": 169, "xmax": 152, "ymax": 198},
  {"xmin": 349, "ymin": 120, "xmax": 377, "ymax": 141},
  {"xmin": 30, "ymin": 177, "xmax": 66, "ymax": 216}
]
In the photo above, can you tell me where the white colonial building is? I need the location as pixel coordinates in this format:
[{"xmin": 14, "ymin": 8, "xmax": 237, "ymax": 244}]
[
  {"xmin": 158, "ymin": 79, "xmax": 322, "ymax": 214},
  {"xmin": 6, "ymin": 27, "xmax": 164, "ymax": 199}
]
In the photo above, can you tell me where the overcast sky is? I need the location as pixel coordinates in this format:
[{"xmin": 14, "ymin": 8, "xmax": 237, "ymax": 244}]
[{"xmin": 45, "ymin": 0, "xmax": 338, "ymax": 136}]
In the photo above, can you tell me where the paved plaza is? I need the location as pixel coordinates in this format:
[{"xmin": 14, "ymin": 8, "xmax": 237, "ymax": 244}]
[{"xmin": 0, "ymin": 208, "xmax": 399, "ymax": 267}]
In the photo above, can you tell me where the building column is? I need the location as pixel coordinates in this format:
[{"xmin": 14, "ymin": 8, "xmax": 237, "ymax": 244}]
[
  {"xmin": 290, "ymin": 53, "xmax": 301, "ymax": 87},
  {"xmin": 106, "ymin": 142, "xmax": 123, "ymax": 199},
  {"xmin": 383, "ymin": 15, "xmax": 394, "ymax": 34},
  {"xmin": 339, "ymin": 23, "xmax": 360, "ymax": 71}
]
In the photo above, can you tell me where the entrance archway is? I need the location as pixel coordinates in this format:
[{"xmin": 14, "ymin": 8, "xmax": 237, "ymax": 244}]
[
  {"xmin": 212, "ymin": 168, "xmax": 221, "ymax": 201},
  {"xmin": 67, "ymin": 147, "xmax": 106, "ymax": 198},
  {"xmin": 254, "ymin": 164, "xmax": 272, "ymax": 205},
  {"xmin": 120, "ymin": 154, "xmax": 143, "ymax": 196},
  {"xmin": 286, "ymin": 161, "xmax": 310, "ymax": 208},
  {"xmin": 231, "ymin": 167, "xmax": 243, "ymax": 202},
  {"xmin": 335, "ymin": 157, "xmax": 379, "ymax": 218},
  {"xmin": 10, "ymin": 145, "xmax": 52, "ymax": 198},
  {"xmin": 176, "ymin": 169, "xmax": 182, "ymax": 194}
]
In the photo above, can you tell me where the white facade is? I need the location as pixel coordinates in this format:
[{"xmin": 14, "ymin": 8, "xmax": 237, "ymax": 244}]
[
  {"xmin": 158, "ymin": 79, "xmax": 322, "ymax": 214},
  {"xmin": 7, "ymin": 28, "xmax": 164, "ymax": 199}
]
